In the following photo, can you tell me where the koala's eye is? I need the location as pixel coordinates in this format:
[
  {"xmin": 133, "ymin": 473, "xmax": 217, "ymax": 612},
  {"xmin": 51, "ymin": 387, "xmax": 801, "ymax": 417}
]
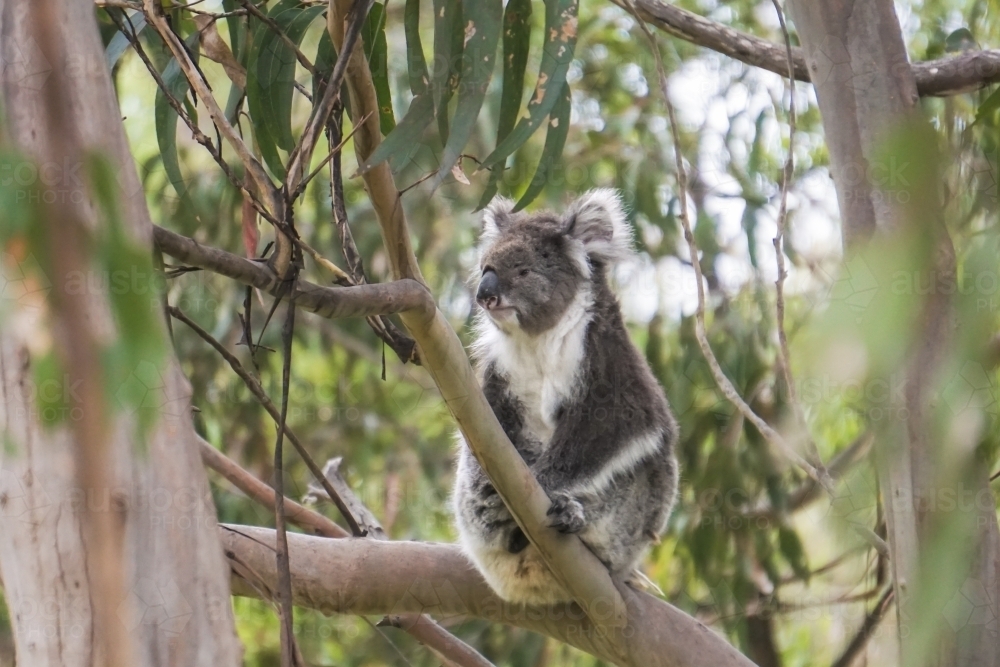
[
  {"xmin": 541, "ymin": 252, "xmax": 550, "ymax": 259},
  {"xmin": 519, "ymin": 269, "xmax": 529, "ymax": 277}
]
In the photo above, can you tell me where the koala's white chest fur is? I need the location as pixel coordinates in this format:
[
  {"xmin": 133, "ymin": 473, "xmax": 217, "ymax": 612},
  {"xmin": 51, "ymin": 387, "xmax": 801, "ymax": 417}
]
[{"xmin": 475, "ymin": 289, "xmax": 593, "ymax": 445}]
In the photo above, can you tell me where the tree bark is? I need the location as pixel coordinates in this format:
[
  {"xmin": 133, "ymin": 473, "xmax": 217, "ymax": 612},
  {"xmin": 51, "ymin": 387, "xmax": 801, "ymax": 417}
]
[
  {"xmin": 785, "ymin": 2, "xmax": 1000, "ymax": 666},
  {"xmin": 220, "ymin": 525, "xmax": 756, "ymax": 667},
  {"xmin": 0, "ymin": 1, "xmax": 242, "ymax": 665}
]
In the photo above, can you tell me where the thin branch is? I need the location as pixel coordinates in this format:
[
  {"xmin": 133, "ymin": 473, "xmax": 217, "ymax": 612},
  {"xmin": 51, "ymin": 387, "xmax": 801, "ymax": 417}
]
[
  {"xmin": 306, "ymin": 458, "xmax": 387, "ymax": 539},
  {"xmin": 284, "ymin": 0, "xmax": 374, "ymax": 196},
  {"xmin": 237, "ymin": 0, "xmax": 318, "ymax": 76},
  {"xmin": 168, "ymin": 304, "xmax": 365, "ymax": 536},
  {"xmin": 294, "ymin": 110, "xmax": 372, "ymax": 199},
  {"xmin": 140, "ymin": 0, "xmax": 294, "ymax": 275},
  {"xmin": 326, "ymin": 108, "xmax": 420, "ymax": 364},
  {"xmin": 830, "ymin": 587, "xmax": 895, "ymax": 667},
  {"xmin": 153, "ymin": 225, "xmax": 434, "ymax": 320},
  {"xmin": 109, "ymin": 10, "xmax": 270, "ymax": 219},
  {"xmin": 740, "ymin": 430, "xmax": 874, "ymax": 521},
  {"xmin": 625, "ymin": 0, "xmax": 827, "ymax": 487},
  {"xmin": 617, "ymin": 0, "xmax": 1000, "ymax": 97},
  {"xmin": 769, "ymin": 0, "xmax": 824, "ymax": 471},
  {"xmin": 200, "ymin": 438, "xmax": 349, "ymax": 538},
  {"xmin": 273, "ymin": 301, "xmax": 298, "ymax": 667}
]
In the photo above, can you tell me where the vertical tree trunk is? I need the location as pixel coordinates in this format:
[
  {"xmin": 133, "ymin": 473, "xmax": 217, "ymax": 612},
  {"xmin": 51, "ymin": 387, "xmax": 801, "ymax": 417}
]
[
  {"xmin": 785, "ymin": 2, "xmax": 1000, "ymax": 666},
  {"xmin": 0, "ymin": 1, "xmax": 242, "ymax": 665}
]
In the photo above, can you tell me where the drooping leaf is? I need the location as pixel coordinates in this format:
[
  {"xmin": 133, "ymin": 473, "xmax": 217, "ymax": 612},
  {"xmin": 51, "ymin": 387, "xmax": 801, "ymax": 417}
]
[
  {"xmin": 359, "ymin": 92, "xmax": 435, "ymax": 173},
  {"xmin": 404, "ymin": 0, "xmax": 430, "ymax": 95},
  {"xmin": 480, "ymin": 0, "xmax": 578, "ymax": 170},
  {"xmin": 222, "ymin": 0, "xmax": 246, "ymax": 64},
  {"xmin": 973, "ymin": 86, "xmax": 1000, "ymax": 126},
  {"xmin": 105, "ymin": 10, "xmax": 146, "ymax": 71},
  {"xmin": 944, "ymin": 27, "xmax": 977, "ymax": 53},
  {"xmin": 362, "ymin": 3, "xmax": 395, "ymax": 135},
  {"xmin": 154, "ymin": 32, "xmax": 201, "ymax": 198},
  {"xmin": 431, "ymin": 0, "xmax": 502, "ymax": 189},
  {"xmin": 432, "ymin": 0, "xmax": 464, "ymax": 142},
  {"xmin": 246, "ymin": 0, "xmax": 324, "ymax": 154},
  {"xmin": 476, "ymin": 0, "xmax": 532, "ymax": 210},
  {"xmin": 513, "ymin": 81, "xmax": 570, "ymax": 210}
]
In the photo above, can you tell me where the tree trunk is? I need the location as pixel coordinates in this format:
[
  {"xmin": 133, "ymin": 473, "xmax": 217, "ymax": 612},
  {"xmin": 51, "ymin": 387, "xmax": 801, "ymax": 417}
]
[
  {"xmin": 0, "ymin": 1, "xmax": 242, "ymax": 665},
  {"xmin": 785, "ymin": 2, "xmax": 1000, "ymax": 666}
]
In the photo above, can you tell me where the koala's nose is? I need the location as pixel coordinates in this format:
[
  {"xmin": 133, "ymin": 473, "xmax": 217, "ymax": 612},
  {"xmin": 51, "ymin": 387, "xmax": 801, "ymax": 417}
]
[{"xmin": 477, "ymin": 270, "xmax": 500, "ymax": 308}]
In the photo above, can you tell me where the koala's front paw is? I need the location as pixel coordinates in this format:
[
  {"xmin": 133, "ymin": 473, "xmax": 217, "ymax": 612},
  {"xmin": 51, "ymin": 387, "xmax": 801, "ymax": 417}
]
[{"xmin": 547, "ymin": 493, "xmax": 586, "ymax": 533}]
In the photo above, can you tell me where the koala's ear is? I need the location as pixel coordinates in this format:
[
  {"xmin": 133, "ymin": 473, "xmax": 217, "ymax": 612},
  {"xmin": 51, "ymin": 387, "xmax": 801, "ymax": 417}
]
[
  {"xmin": 562, "ymin": 189, "xmax": 633, "ymax": 264},
  {"xmin": 480, "ymin": 196, "xmax": 515, "ymax": 247}
]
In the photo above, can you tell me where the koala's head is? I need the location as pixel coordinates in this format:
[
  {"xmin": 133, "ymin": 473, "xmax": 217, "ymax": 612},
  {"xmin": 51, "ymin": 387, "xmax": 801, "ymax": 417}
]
[{"xmin": 474, "ymin": 189, "xmax": 633, "ymax": 336}]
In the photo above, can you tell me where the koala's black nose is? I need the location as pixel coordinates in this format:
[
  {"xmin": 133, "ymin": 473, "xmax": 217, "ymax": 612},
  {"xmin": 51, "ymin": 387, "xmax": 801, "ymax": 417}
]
[{"xmin": 477, "ymin": 269, "xmax": 500, "ymax": 308}]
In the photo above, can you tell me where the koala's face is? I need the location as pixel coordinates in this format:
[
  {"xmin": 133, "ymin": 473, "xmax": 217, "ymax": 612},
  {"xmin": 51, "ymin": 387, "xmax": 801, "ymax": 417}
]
[
  {"xmin": 477, "ymin": 214, "xmax": 584, "ymax": 335},
  {"xmin": 475, "ymin": 189, "xmax": 633, "ymax": 336}
]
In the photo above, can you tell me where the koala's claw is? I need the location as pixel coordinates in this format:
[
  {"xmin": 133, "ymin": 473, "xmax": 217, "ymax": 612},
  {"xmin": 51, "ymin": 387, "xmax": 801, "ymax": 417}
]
[{"xmin": 547, "ymin": 494, "xmax": 586, "ymax": 533}]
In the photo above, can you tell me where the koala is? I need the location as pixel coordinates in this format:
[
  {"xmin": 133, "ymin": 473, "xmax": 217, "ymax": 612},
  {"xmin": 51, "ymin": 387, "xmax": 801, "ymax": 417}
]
[{"xmin": 452, "ymin": 189, "xmax": 679, "ymax": 605}]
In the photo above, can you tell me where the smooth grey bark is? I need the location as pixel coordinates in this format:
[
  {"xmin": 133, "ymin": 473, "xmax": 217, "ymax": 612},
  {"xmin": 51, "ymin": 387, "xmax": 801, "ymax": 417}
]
[
  {"xmin": 785, "ymin": 2, "xmax": 1000, "ymax": 666},
  {"xmin": 0, "ymin": 0, "xmax": 242, "ymax": 665},
  {"xmin": 220, "ymin": 525, "xmax": 757, "ymax": 667}
]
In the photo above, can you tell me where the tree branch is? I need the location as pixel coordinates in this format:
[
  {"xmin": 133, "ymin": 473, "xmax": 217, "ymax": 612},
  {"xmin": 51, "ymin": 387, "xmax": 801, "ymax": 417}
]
[
  {"xmin": 199, "ymin": 442, "xmax": 495, "ymax": 667},
  {"xmin": 153, "ymin": 225, "xmax": 434, "ymax": 320},
  {"xmin": 221, "ymin": 525, "xmax": 756, "ymax": 667},
  {"xmin": 620, "ymin": 0, "xmax": 1000, "ymax": 97}
]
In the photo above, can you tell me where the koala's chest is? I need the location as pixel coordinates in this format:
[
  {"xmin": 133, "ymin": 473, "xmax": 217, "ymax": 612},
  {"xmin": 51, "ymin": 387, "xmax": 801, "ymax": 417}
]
[{"xmin": 495, "ymin": 331, "xmax": 587, "ymax": 446}]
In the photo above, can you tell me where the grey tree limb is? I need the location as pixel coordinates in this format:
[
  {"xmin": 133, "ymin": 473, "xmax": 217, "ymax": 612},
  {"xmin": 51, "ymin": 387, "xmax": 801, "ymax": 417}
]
[{"xmin": 622, "ymin": 0, "xmax": 1000, "ymax": 97}]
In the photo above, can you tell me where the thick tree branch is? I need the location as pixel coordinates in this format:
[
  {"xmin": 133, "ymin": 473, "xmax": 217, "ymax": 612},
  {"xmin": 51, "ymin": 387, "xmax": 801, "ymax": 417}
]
[
  {"xmin": 221, "ymin": 526, "xmax": 756, "ymax": 667},
  {"xmin": 153, "ymin": 225, "xmax": 434, "ymax": 320},
  {"xmin": 621, "ymin": 0, "xmax": 1000, "ymax": 97},
  {"xmin": 325, "ymin": 0, "xmax": 635, "ymax": 652},
  {"xmin": 199, "ymin": 441, "xmax": 495, "ymax": 667}
]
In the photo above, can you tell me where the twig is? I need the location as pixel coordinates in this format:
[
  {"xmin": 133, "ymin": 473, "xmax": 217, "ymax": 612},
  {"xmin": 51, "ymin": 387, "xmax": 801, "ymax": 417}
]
[
  {"xmin": 141, "ymin": 0, "xmax": 293, "ymax": 276},
  {"xmin": 327, "ymin": 108, "xmax": 420, "ymax": 364},
  {"xmin": 284, "ymin": 0, "xmax": 374, "ymax": 196},
  {"xmin": 293, "ymin": 111, "xmax": 372, "ymax": 199},
  {"xmin": 306, "ymin": 457, "xmax": 386, "ymax": 539},
  {"xmin": 200, "ymin": 438, "xmax": 349, "ymax": 537},
  {"xmin": 624, "ymin": 0, "xmax": 827, "ymax": 487},
  {"xmin": 168, "ymin": 304, "xmax": 365, "ymax": 536},
  {"xmin": 237, "ymin": 0, "xmax": 318, "ymax": 76},
  {"xmin": 830, "ymin": 587, "xmax": 895, "ymax": 667},
  {"xmin": 109, "ymin": 10, "xmax": 271, "ymax": 219},
  {"xmin": 769, "ymin": 0, "xmax": 825, "ymax": 473},
  {"xmin": 273, "ymin": 301, "xmax": 298, "ymax": 667}
]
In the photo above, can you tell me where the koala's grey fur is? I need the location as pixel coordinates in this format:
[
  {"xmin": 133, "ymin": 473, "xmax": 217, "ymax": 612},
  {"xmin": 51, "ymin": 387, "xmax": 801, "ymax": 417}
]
[{"xmin": 452, "ymin": 189, "xmax": 679, "ymax": 605}]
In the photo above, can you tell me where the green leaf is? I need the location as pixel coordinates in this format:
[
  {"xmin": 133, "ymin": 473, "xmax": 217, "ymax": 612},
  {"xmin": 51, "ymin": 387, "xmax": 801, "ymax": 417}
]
[
  {"xmin": 105, "ymin": 10, "xmax": 146, "ymax": 71},
  {"xmin": 513, "ymin": 81, "xmax": 570, "ymax": 210},
  {"xmin": 155, "ymin": 32, "xmax": 201, "ymax": 198},
  {"xmin": 431, "ymin": 0, "xmax": 503, "ymax": 189},
  {"xmin": 359, "ymin": 92, "xmax": 435, "ymax": 173},
  {"xmin": 480, "ymin": 0, "xmax": 578, "ymax": 171},
  {"xmin": 222, "ymin": 0, "xmax": 246, "ymax": 64},
  {"xmin": 476, "ymin": 0, "xmax": 532, "ymax": 210},
  {"xmin": 246, "ymin": 0, "xmax": 324, "ymax": 154},
  {"xmin": 362, "ymin": 3, "xmax": 396, "ymax": 136},
  {"xmin": 973, "ymin": 86, "xmax": 1000, "ymax": 126},
  {"xmin": 432, "ymin": 0, "xmax": 464, "ymax": 142},
  {"xmin": 404, "ymin": 0, "xmax": 430, "ymax": 95},
  {"xmin": 944, "ymin": 27, "xmax": 977, "ymax": 53},
  {"xmin": 777, "ymin": 526, "xmax": 810, "ymax": 581}
]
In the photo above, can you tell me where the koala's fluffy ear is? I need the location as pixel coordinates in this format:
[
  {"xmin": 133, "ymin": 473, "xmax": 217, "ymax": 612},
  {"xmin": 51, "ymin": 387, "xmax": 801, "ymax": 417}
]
[
  {"xmin": 480, "ymin": 196, "xmax": 515, "ymax": 248},
  {"xmin": 562, "ymin": 189, "xmax": 634, "ymax": 264}
]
